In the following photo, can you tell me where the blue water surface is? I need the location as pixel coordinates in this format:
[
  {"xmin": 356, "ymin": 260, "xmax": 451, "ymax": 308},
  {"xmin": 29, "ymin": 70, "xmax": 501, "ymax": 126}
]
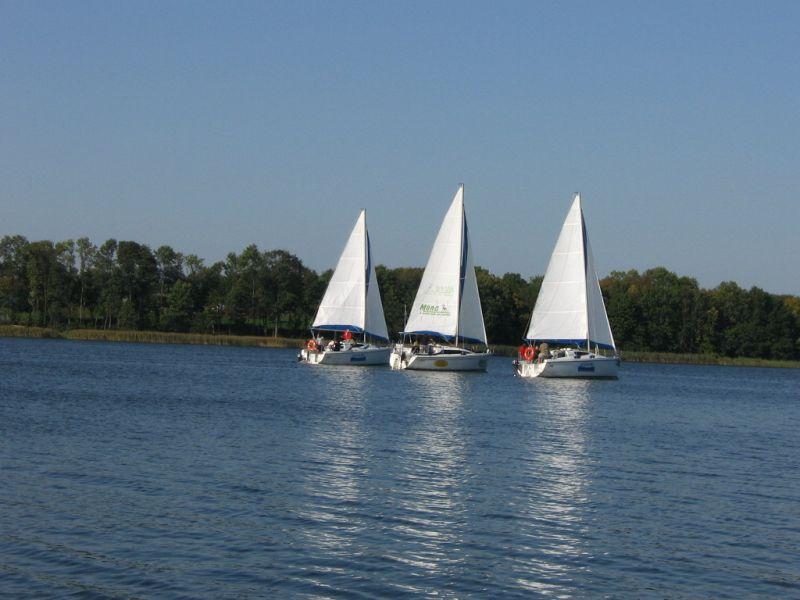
[{"xmin": 1, "ymin": 337, "xmax": 798, "ymax": 598}]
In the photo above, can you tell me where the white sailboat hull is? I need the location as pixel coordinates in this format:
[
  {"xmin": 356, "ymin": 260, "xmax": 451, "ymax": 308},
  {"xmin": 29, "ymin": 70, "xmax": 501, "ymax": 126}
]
[
  {"xmin": 390, "ymin": 346, "xmax": 489, "ymax": 371},
  {"xmin": 300, "ymin": 346, "xmax": 391, "ymax": 366},
  {"xmin": 515, "ymin": 354, "xmax": 619, "ymax": 379}
]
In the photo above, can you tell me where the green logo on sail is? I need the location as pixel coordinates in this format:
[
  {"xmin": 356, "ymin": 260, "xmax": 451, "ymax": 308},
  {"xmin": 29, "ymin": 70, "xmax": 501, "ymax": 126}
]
[
  {"xmin": 420, "ymin": 303, "xmax": 450, "ymax": 316},
  {"xmin": 424, "ymin": 284, "xmax": 454, "ymax": 297}
]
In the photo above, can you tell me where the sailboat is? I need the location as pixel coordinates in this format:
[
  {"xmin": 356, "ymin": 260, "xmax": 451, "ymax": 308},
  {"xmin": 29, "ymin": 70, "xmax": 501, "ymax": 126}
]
[
  {"xmin": 299, "ymin": 210, "xmax": 391, "ymax": 366},
  {"xmin": 515, "ymin": 193, "xmax": 619, "ymax": 378},
  {"xmin": 390, "ymin": 184, "xmax": 490, "ymax": 371}
]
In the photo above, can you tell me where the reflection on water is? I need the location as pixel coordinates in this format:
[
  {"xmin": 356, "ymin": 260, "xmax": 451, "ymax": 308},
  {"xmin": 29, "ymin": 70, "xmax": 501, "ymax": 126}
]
[
  {"xmin": 515, "ymin": 379, "xmax": 593, "ymax": 594},
  {"xmin": 294, "ymin": 366, "xmax": 600, "ymax": 594},
  {"xmin": 297, "ymin": 366, "xmax": 370, "ymax": 555},
  {"xmin": 388, "ymin": 373, "xmax": 468, "ymax": 579},
  {"xmin": 291, "ymin": 367, "xmax": 475, "ymax": 592}
]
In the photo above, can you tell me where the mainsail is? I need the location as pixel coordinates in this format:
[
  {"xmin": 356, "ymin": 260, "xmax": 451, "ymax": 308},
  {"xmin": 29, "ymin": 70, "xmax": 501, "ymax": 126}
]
[
  {"xmin": 312, "ymin": 210, "xmax": 389, "ymax": 341},
  {"xmin": 525, "ymin": 194, "xmax": 615, "ymax": 349},
  {"xmin": 403, "ymin": 185, "xmax": 487, "ymax": 345}
]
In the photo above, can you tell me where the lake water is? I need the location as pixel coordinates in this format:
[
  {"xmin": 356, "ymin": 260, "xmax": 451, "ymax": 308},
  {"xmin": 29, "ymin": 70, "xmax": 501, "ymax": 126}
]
[{"xmin": 1, "ymin": 337, "xmax": 798, "ymax": 598}]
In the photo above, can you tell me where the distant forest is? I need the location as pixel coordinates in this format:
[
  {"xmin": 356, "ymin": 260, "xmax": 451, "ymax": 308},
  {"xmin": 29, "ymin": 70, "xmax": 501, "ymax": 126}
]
[{"xmin": 1, "ymin": 235, "xmax": 798, "ymax": 360}]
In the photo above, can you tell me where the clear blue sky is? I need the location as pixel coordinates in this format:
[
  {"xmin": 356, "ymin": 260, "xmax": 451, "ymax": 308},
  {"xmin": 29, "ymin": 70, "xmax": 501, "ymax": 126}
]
[{"xmin": 2, "ymin": 1, "xmax": 798, "ymax": 294}]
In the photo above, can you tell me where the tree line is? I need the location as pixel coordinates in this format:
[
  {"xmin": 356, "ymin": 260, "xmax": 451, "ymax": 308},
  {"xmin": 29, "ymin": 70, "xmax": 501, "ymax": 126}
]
[{"xmin": 1, "ymin": 235, "xmax": 798, "ymax": 360}]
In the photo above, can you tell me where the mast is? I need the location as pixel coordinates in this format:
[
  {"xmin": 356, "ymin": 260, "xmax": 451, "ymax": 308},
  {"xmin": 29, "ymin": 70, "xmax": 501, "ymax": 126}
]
[
  {"xmin": 578, "ymin": 194, "xmax": 590, "ymax": 351},
  {"xmin": 363, "ymin": 209, "xmax": 368, "ymax": 344},
  {"xmin": 454, "ymin": 183, "xmax": 465, "ymax": 347}
]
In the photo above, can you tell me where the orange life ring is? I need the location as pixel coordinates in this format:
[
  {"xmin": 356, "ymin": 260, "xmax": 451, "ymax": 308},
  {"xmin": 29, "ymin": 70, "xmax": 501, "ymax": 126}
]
[
  {"xmin": 343, "ymin": 330, "xmax": 353, "ymax": 341},
  {"xmin": 306, "ymin": 339, "xmax": 318, "ymax": 352},
  {"xmin": 523, "ymin": 346, "xmax": 535, "ymax": 362}
]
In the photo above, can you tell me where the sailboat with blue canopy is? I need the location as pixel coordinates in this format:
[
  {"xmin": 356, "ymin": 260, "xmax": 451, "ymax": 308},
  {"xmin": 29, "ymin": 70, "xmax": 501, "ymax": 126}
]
[
  {"xmin": 300, "ymin": 210, "xmax": 390, "ymax": 366},
  {"xmin": 516, "ymin": 194, "xmax": 619, "ymax": 378},
  {"xmin": 390, "ymin": 184, "xmax": 490, "ymax": 371}
]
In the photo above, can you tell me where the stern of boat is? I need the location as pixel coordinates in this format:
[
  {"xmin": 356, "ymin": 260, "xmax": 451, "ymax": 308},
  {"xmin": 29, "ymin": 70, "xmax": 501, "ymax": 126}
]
[
  {"xmin": 390, "ymin": 345, "xmax": 409, "ymax": 370},
  {"xmin": 515, "ymin": 359, "xmax": 545, "ymax": 378}
]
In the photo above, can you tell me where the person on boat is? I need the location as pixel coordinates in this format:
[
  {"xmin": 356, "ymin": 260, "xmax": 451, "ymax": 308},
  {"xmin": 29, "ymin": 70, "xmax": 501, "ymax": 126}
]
[
  {"xmin": 412, "ymin": 338, "xmax": 420, "ymax": 354},
  {"xmin": 538, "ymin": 342, "xmax": 549, "ymax": 363},
  {"xmin": 332, "ymin": 339, "xmax": 341, "ymax": 352}
]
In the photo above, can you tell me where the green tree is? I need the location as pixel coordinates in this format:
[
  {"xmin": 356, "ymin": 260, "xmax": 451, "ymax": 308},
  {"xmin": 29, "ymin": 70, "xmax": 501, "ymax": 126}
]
[
  {"xmin": 76, "ymin": 237, "xmax": 97, "ymax": 326},
  {"xmin": 95, "ymin": 239, "xmax": 119, "ymax": 329},
  {"xmin": 263, "ymin": 250, "xmax": 306, "ymax": 336},
  {"xmin": 25, "ymin": 240, "xmax": 68, "ymax": 326},
  {"xmin": 55, "ymin": 239, "xmax": 78, "ymax": 326},
  {"xmin": 116, "ymin": 241, "xmax": 158, "ymax": 329},
  {"xmin": 375, "ymin": 266, "xmax": 422, "ymax": 338},
  {"xmin": 604, "ymin": 270, "xmax": 644, "ymax": 349},
  {"xmin": 185, "ymin": 256, "xmax": 224, "ymax": 333},
  {"xmin": 0, "ymin": 235, "xmax": 30, "ymax": 323},
  {"xmin": 155, "ymin": 245, "xmax": 184, "ymax": 314},
  {"xmin": 222, "ymin": 250, "xmax": 251, "ymax": 332},
  {"xmin": 160, "ymin": 280, "xmax": 194, "ymax": 332}
]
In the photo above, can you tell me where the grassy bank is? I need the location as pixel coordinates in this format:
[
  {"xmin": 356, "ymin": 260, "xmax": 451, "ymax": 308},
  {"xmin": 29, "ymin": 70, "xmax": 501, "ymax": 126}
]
[
  {"xmin": 0, "ymin": 325, "xmax": 64, "ymax": 339},
  {"xmin": 491, "ymin": 343, "xmax": 800, "ymax": 369},
  {"xmin": 618, "ymin": 350, "xmax": 800, "ymax": 369},
  {"xmin": 0, "ymin": 325, "xmax": 304, "ymax": 349}
]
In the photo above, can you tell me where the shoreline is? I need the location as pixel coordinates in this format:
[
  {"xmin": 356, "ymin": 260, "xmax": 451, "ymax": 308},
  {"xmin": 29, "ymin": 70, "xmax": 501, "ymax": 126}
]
[{"xmin": 2, "ymin": 326, "xmax": 799, "ymax": 369}]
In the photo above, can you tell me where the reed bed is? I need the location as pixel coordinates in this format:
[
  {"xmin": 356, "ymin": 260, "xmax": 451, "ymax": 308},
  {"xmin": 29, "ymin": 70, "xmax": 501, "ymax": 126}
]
[
  {"xmin": 0, "ymin": 325, "xmax": 62, "ymax": 339},
  {"xmin": 619, "ymin": 350, "xmax": 800, "ymax": 369},
  {"xmin": 0, "ymin": 326, "xmax": 304, "ymax": 349}
]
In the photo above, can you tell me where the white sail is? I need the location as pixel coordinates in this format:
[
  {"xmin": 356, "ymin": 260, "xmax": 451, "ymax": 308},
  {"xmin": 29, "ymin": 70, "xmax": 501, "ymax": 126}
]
[
  {"xmin": 457, "ymin": 218, "xmax": 488, "ymax": 344},
  {"xmin": 403, "ymin": 185, "xmax": 487, "ymax": 344},
  {"xmin": 364, "ymin": 230, "xmax": 389, "ymax": 341},
  {"xmin": 585, "ymin": 235, "xmax": 615, "ymax": 349},
  {"xmin": 312, "ymin": 210, "xmax": 389, "ymax": 341},
  {"xmin": 525, "ymin": 194, "xmax": 615, "ymax": 349}
]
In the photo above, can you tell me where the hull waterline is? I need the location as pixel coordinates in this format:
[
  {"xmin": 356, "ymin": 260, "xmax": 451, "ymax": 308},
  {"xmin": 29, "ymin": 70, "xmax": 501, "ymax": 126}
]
[
  {"xmin": 300, "ymin": 346, "xmax": 390, "ymax": 366},
  {"xmin": 390, "ymin": 346, "xmax": 489, "ymax": 372},
  {"xmin": 515, "ymin": 355, "xmax": 619, "ymax": 379}
]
